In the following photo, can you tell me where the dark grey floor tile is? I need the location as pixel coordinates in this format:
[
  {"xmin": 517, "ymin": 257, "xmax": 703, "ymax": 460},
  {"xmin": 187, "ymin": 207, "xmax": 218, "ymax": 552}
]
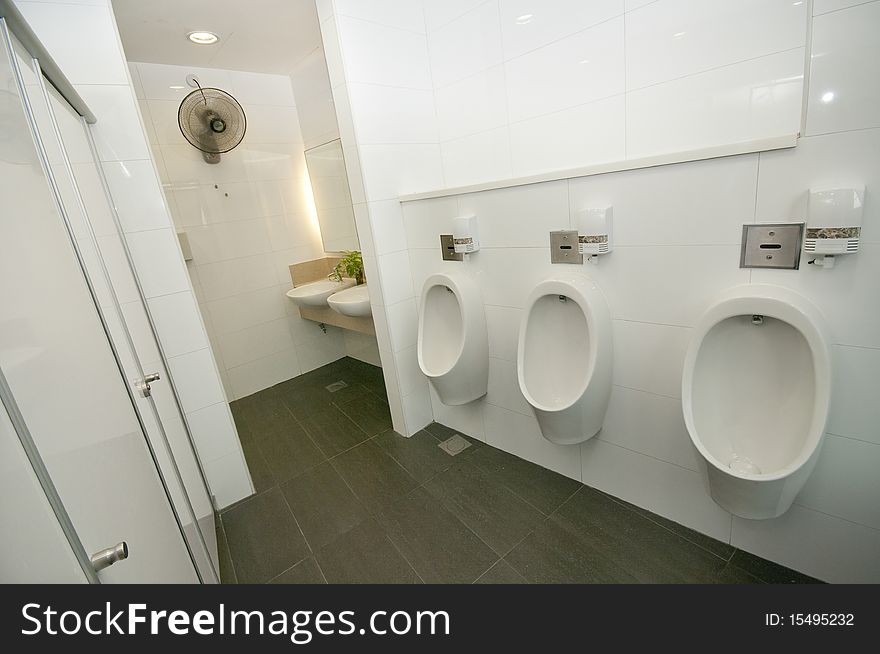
[
  {"xmin": 475, "ymin": 560, "xmax": 528, "ymax": 584},
  {"xmin": 330, "ymin": 441, "xmax": 418, "ymax": 513},
  {"xmin": 728, "ymin": 550, "xmax": 822, "ymax": 584},
  {"xmin": 505, "ymin": 518, "xmax": 638, "ymax": 583},
  {"xmin": 468, "ymin": 445, "xmax": 581, "ymax": 515},
  {"xmin": 423, "ymin": 422, "xmax": 482, "ymax": 448},
  {"xmin": 315, "ymin": 518, "xmax": 420, "ymax": 584},
  {"xmin": 335, "ymin": 393, "xmax": 392, "ymax": 436},
  {"xmin": 216, "ymin": 520, "xmax": 236, "ymax": 584},
  {"xmin": 221, "ymin": 488, "xmax": 310, "ymax": 584},
  {"xmin": 549, "ymin": 486, "xmax": 726, "ymax": 583},
  {"xmin": 714, "ymin": 562, "xmax": 765, "ymax": 584},
  {"xmin": 298, "ymin": 405, "xmax": 369, "ymax": 457},
  {"xmin": 424, "ymin": 461, "xmax": 545, "ymax": 556},
  {"xmin": 269, "ymin": 557, "xmax": 326, "ymax": 584},
  {"xmin": 602, "ymin": 491, "xmax": 735, "ymax": 561},
  {"xmin": 374, "ymin": 429, "xmax": 456, "ymax": 483},
  {"xmin": 280, "ymin": 461, "xmax": 369, "ymax": 550},
  {"xmin": 254, "ymin": 423, "xmax": 326, "ymax": 484},
  {"xmin": 376, "ymin": 488, "xmax": 498, "ymax": 584},
  {"xmin": 241, "ymin": 397, "xmax": 301, "ymax": 436},
  {"xmin": 240, "ymin": 435, "xmax": 275, "ymax": 493}
]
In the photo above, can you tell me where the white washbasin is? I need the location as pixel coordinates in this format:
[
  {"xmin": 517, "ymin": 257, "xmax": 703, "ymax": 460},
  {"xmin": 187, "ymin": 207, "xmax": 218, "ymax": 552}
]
[
  {"xmin": 286, "ymin": 278, "xmax": 356, "ymax": 307},
  {"xmin": 328, "ymin": 284, "xmax": 371, "ymax": 317}
]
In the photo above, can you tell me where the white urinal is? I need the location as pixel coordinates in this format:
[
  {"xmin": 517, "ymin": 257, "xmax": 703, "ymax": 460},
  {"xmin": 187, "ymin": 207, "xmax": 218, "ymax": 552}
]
[
  {"xmin": 417, "ymin": 272, "xmax": 488, "ymax": 405},
  {"xmin": 517, "ymin": 275, "xmax": 612, "ymax": 445},
  {"xmin": 682, "ymin": 285, "xmax": 831, "ymax": 519}
]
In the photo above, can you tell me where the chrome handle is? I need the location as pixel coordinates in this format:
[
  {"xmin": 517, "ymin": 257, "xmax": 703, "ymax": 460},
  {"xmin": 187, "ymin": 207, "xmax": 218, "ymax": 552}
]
[
  {"xmin": 90, "ymin": 541, "xmax": 128, "ymax": 572},
  {"xmin": 136, "ymin": 372, "xmax": 160, "ymax": 397}
]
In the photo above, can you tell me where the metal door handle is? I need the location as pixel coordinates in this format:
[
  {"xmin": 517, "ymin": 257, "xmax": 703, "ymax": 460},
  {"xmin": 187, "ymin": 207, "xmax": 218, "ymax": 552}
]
[
  {"xmin": 91, "ymin": 541, "xmax": 128, "ymax": 572},
  {"xmin": 136, "ymin": 372, "xmax": 161, "ymax": 397}
]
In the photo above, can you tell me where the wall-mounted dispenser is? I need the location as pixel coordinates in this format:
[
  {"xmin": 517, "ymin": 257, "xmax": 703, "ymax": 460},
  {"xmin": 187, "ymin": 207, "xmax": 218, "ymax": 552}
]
[
  {"xmin": 575, "ymin": 207, "xmax": 613, "ymax": 263},
  {"xmin": 804, "ymin": 187, "xmax": 864, "ymax": 269},
  {"xmin": 453, "ymin": 214, "xmax": 480, "ymax": 254}
]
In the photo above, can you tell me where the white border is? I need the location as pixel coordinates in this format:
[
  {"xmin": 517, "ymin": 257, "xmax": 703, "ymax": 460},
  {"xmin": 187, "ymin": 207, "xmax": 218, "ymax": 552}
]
[{"xmin": 399, "ymin": 134, "xmax": 798, "ymax": 203}]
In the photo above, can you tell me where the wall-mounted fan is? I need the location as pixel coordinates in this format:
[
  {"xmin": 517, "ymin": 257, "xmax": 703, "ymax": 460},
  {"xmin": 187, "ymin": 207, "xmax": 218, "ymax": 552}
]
[{"xmin": 178, "ymin": 79, "xmax": 246, "ymax": 164}]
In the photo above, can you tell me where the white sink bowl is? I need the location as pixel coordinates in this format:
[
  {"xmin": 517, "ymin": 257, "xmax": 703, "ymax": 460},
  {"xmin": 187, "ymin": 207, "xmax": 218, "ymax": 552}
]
[
  {"xmin": 286, "ymin": 278, "xmax": 356, "ymax": 307},
  {"xmin": 328, "ymin": 284, "xmax": 371, "ymax": 317}
]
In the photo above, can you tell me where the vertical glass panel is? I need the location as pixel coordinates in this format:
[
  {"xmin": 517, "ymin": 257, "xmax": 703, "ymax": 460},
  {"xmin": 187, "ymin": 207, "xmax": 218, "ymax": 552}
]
[{"xmin": 305, "ymin": 138, "xmax": 359, "ymax": 252}]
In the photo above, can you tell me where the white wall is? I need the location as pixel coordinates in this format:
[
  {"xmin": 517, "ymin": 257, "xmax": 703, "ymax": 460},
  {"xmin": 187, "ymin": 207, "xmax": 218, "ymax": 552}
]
[
  {"xmin": 322, "ymin": 0, "xmax": 880, "ymax": 581},
  {"xmin": 130, "ymin": 61, "xmax": 352, "ymax": 400},
  {"xmin": 15, "ymin": 0, "xmax": 253, "ymax": 510}
]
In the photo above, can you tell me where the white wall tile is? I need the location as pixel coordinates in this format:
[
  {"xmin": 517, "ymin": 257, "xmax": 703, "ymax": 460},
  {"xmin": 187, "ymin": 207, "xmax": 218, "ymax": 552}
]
[
  {"xmin": 217, "ymin": 317, "xmax": 296, "ymax": 369},
  {"xmin": 569, "ymin": 153, "xmax": 758, "ymax": 246},
  {"xmin": 626, "ymin": 49, "xmax": 804, "ymax": 158},
  {"xmin": 484, "ymin": 403, "xmax": 580, "ymax": 480},
  {"xmin": 403, "ymin": 384, "xmax": 434, "ymax": 435},
  {"xmin": 423, "ymin": 0, "xmax": 487, "ymax": 31},
  {"xmin": 429, "ymin": 1, "xmax": 503, "ymax": 87},
  {"xmin": 348, "ymin": 83, "xmax": 438, "ymax": 144},
  {"xmin": 829, "ymin": 345, "xmax": 880, "ymax": 445},
  {"xmin": 196, "ymin": 254, "xmax": 278, "ymax": 302},
  {"xmin": 611, "ymin": 320, "xmax": 690, "ymax": 398},
  {"xmin": 376, "ymin": 250, "xmax": 415, "ymax": 307},
  {"xmin": 599, "ymin": 385, "xmax": 701, "ymax": 471},
  {"xmin": 296, "ymin": 329, "xmax": 346, "ymax": 373},
  {"xmin": 78, "ymin": 85, "xmax": 151, "ymax": 161},
  {"xmin": 806, "ymin": 2, "xmax": 880, "ymax": 135},
  {"xmin": 359, "ymin": 143, "xmax": 444, "ymax": 200},
  {"xmin": 430, "ymin": 388, "xmax": 487, "ymax": 441},
  {"xmin": 499, "ymin": 0, "xmax": 624, "ymax": 60},
  {"xmin": 505, "ymin": 17, "xmax": 624, "ymax": 122},
  {"xmin": 147, "ymin": 291, "xmax": 209, "ymax": 358},
  {"xmin": 625, "ymin": 0, "xmax": 807, "ymax": 90},
  {"xmin": 101, "ymin": 160, "xmax": 172, "ymax": 232},
  {"xmin": 228, "ymin": 70, "xmax": 296, "ymax": 106},
  {"xmin": 402, "ymin": 196, "xmax": 459, "ymax": 249},
  {"xmin": 440, "ymin": 128, "xmax": 512, "ymax": 187},
  {"xmin": 393, "ymin": 345, "xmax": 426, "ymax": 397},
  {"xmin": 386, "ymin": 297, "xmax": 419, "ymax": 352},
  {"xmin": 203, "ymin": 451, "xmax": 253, "ymax": 508},
  {"xmin": 509, "ymin": 95, "xmax": 626, "ymax": 176},
  {"xmin": 731, "ymin": 505, "xmax": 880, "ymax": 583},
  {"xmin": 338, "ymin": 16, "xmax": 433, "ymax": 89},
  {"xmin": 485, "ymin": 305, "xmax": 522, "ymax": 361},
  {"xmin": 458, "ymin": 179, "xmax": 568, "ymax": 248},
  {"xmin": 335, "ymin": 0, "xmax": 426, "ymax": 33},
  {"xmin": 17, "ymin": 2, "xmax": 128, "ymax": 85},
  {"xmin": 124, "ymin": 227, "xmax": 189, "ymax": 298},
  {"xmin": 435, "ymin": 66, "xmax": 507, "ymax": 141},
  {"xmin": 486, "ymin": 357, "xmax": 532, "ymax": 416},
  {"xmin": 227, "ymin": 347, "xmax": 301, "ymax": 400},
  {"xmin": 167, "ymin": 348, "xmax": 226, "ymax": 413},
  {"xmin": 185, "ymin": 402, "xmax": 241, "ymax": 463},
  {"xmin": 581, "ymin": 438, "xmax": 733, "ymax": 542},
  {"xmin": 813, "ymin": 0, "xmax": 873, "ymax": 15},
  {"xmin": 797, "ymin": 434, "xmax": 880, "ymax": 529}
]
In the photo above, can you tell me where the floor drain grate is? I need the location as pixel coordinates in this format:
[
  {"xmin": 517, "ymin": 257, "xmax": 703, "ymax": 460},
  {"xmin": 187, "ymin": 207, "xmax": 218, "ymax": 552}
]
[
  {"xmin": 325, "ymin": 380, "xmax": 348, "ymax": 393},
  {"xmin": 438, "ymin": 434, "xmax": 472, "ymax": 456}
]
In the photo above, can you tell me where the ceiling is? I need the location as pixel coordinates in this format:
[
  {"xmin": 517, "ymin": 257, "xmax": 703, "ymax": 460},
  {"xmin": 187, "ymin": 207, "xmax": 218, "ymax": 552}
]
[{"xmin": 111, "ymin": 0, "xmax": 323, "ymax": 74}]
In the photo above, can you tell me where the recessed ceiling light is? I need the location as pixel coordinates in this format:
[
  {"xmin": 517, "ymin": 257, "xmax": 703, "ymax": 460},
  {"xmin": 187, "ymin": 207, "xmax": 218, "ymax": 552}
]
[
  {"xmin": 673, "ymin": 31, "xmax": 686, "ymax": 38},
  {"xmin": 821, "ymin": 90, "xmax": 835, "ymax": 104},
  {"xmin": 187, "ymin": 31, "xmax": 219, "ymax": 45},
  {"xmin": 515, "ymin": 14, "xmax": 533, "ymax": 24},
  {"xmin": 169, "ymin": 85, "xmax": 185, "ymax": 90}
]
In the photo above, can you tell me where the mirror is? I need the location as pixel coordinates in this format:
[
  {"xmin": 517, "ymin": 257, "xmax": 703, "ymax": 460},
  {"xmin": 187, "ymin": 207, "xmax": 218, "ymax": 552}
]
[{"xmin": 304, "ymin": 139, "xmax": 359, "ymax": 252}]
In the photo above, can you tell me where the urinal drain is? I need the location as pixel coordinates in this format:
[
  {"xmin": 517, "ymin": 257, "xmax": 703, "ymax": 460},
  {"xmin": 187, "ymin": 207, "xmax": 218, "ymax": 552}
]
[
  {"xmin": 438, "ymin": 434, "xmax": 472, "ymax": 456},
  {"xmin": 729, "ymin": 454, "xmax": 761, "ymax": 474}
]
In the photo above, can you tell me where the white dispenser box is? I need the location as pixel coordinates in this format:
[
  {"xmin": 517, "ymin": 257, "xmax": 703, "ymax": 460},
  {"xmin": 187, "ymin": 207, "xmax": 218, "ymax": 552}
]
[
  {"xmin": 575, "ymin": 207, "xmax": 613, "ymax": 256},
  {"xmin": 453, "ymin": 214, "xmax": 480, "ymax": 254},
  {"xmin": 805, "ymin": 187, "xmax": 864, "ymax": 255}
]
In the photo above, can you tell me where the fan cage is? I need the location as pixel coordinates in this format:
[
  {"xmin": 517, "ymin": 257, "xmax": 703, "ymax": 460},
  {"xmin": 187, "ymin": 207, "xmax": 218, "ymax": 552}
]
[{"xmin": 177, "ymin": 87, "xmax": 247, "ymax": 155}]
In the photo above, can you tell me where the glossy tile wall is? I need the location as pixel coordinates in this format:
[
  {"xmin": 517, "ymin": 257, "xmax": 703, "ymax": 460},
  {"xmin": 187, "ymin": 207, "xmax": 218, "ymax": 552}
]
[
  {"xmin": 130, "ymin": 61, "xmax": 352, "ymax": 400},
  {"xmin": 14, "ymin": 0, "xmax": 252, "ymax": 509},
  {"xmin": 399, "ymin": 0, "xmax": 880, "ymax": 583}
]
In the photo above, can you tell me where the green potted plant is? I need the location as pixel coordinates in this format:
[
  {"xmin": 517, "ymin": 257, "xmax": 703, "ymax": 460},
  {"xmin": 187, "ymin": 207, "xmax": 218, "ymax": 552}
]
[{"xmin": 329, "ymin": 250, "xmax": 365, "ymax": 285}]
